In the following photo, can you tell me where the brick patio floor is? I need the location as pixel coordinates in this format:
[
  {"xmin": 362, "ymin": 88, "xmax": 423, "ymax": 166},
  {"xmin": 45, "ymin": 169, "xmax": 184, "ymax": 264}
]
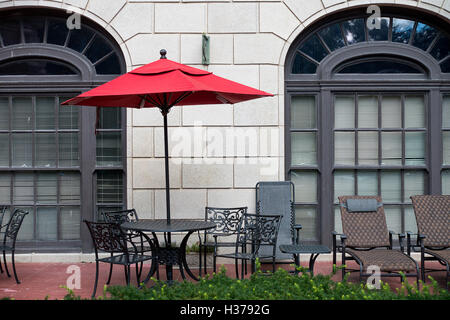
[{"xmin": 0, "ymin": 259, "xmax": 447, "ymax": 300}]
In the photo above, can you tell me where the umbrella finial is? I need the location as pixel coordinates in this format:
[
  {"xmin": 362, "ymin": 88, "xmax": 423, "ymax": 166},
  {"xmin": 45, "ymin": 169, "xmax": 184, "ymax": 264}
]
[{"xmin": 160, "ymin": 49, "xmax": 167, "ymax": 59}]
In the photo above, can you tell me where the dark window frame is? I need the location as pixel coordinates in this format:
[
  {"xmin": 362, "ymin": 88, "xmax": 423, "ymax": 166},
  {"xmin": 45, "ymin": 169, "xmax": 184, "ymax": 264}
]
[{"xmin": 285, "ymin": 7, "xmax": 450, "ymax": 246}]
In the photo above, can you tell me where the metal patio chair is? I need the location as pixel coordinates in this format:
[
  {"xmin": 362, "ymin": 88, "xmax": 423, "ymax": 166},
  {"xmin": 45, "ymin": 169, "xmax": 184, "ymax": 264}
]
[
  {"xmin": 0, "ymin": 209, "xmax": 29, "ymax": 284},
  {"xmin": 215, "ymin": 213, "xmax": 282, "ymax": 279},
  {"xmin": 333, "ymin": 196, "xmax": 420, "ymax": 285},
  {"xmin": 103, "ymin": 209, "xmax": 159, "ymax": 281},
  {"xmin": 409, "ymin": 195, "xmax": 449, "ymax": 287},
  {"xmin": 84, "ymin": 220, "xmax": 157, "ymax": 298},
  {"xmin": 0, "ymin": 206, "xmax": 7, "ymax": 274},
  {"xmin": 256, "ymin": 181, "xmax": 295, "ymax": 263},
  {"xmin": 199, "ymin": 206, "xmax": 247, "ymax": 274}
]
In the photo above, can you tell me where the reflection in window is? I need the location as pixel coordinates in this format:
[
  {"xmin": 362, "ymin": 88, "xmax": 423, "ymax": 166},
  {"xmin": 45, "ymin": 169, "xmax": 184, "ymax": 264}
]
[{"xmin": 291, "ymin": 16, "xmax": 450, "ymax": 74}]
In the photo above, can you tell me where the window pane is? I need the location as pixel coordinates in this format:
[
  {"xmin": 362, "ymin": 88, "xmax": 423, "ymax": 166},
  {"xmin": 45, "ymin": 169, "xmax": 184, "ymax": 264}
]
[
  {"xmin": 381, "ymin": 132, "xmax": 402, "ymax": 165},
  {"xmin": 12, "ymin": 133, "xmax": 32, "ymax": 167},
  {"xmin": 405, "ymin": 132, "xmax": 425, "ymax": 165},
  {"xmin": 67, "ymin": 28, "xmax": 94, "ymax": 53},
  {"xmin": 85, "ymin": 36, "xmax": 112, "ymax": 64},
  {"xmin": 59, "ymin": 133, "xmax": 79, "ymax": 167},
  {"xmin": 404, "ymin": 171, "xmax": 425, "ymax": 203},
  {"xmin": 404, "ymin": 206, "xmax": 417, "ymax": 234},
  {"xmin": 341, "ymin": 18, "xmax": 365, "ymax": 45},
  {"xmin": 291, "ymin": 96, "xmax": 316, "ymax": 129},
  {"xmin": 16, "ymin": 207, "xmax": 34, "ymax": 240},
  {"xmin": 0, "ymin": 19, "xmax": 21, "ymax": 46},
  {"xmin": 384, "ymin": 205, "xmax": 402, "ymax": 233},
  {"xmin": 99, "ymin": 108, "xmax": 121, "ymax": 129},
  {"xmin": 59, "ymin": 99, "xmax": 79, "ymax": 130},
  {"xmin": 443, "ymin": 170, "xmax": 450, "ymax": 195},
  {"xmin": 0, "ymin": 173, "xmax": 11, "ymax": 203},
  {"xmin": 97, "ymin": 171, "xmax": 123, "ymax": 204},
  {"xmin": 23, "ymin": 16, "xmax": 45, "ymax": 43},
  {"xmin": 357, "ymin": 171, "xmax": 378, "ymax": 196},
  {"xmin": 291, "ymin": 132, "xmax": 316, "ymax": 165},
  {"xmin": 413, "ymin": 23, "xmax": 438, "ymax": 51},
  {"xmin": 0, "ymin": 134, "xmax": 9, "ymax": 167},
  {"xmin": 404, "ymin": 95, "xmax": 425, "ymax": 128},
  {"xmin": 338, "ymin": 60, "xmax": 422, "ymax": 74},
  {"xmin": 291, "ymin": 53, "xmax": 317, "ymax": 74},
  {"xmin": 60, "ymin": 172, "xmax": 80, "ymax": 204},
  {"xmin": 440, "ymin": 59, "xmax": 450, "ymax": 73},
  {"xmin": 392, "ymin": 18, "xmax": 415, "ymax": 44},
  {"xmin": 46, "ymin": 18, "xmax": 69, "ymax": 46},
  {"xmin": 0, "ymin": 59, "xmax": 77, "ymax": 76},
  {"xmin": 95, "ymin": 53, "xmax": 122, "ymax": 75},
  {"xmin": 443, "ymin": 132, "xmax": 450, "ymax": 165},
  {"xmin": 13, "ymin": 173, "xmax": 34, "ymax": 203},
  {"xmin": 358, "ymin": 96, "xmax": 378, "ymax": 128},
  {"xmin": 334, "ymin": 206, "xmax": 342, "ymax": 234},
  {"xmin": 35, "ymin": 133, "xmax": 57, "ymax": 167},
  {"xmin": 35, "ymin": 97, "xmax": 55, "ymax": 130},
  {"xmin": 368, "ymin": 17, "xmax": 389, "ymax": 41},
  {"xmin": 318, "ymin": 23, "xmax": 346, "ymax": 51},
  {"xmin": 430, "ymin": 35, "xmax": 450, "ymax": 61},
  {"xmin": 334, "ymin": 171, "xmax": 355, "ymax": 202},
  {"xmin": 381, "ymin": 171, "xmax": 401, "ymax": 202},
  {"xmin": 382, "ymin": 96, "xmax": 401, "ymax": 128},
  {"xmin": 358, "ymin": 132, "xmax": 378, "ymax": 165},
  {"xmin": 335, "ymin": 95, "xmax": 355, "ymax": 128},
  {"xmin": 61, "ymin": 207, "xmax": 80, "ymax": 240},
  {"xmin": 36, "ymin": 172, "xmax": 57, "ymax": 204},
  {"xmin": 0, "ymin": 97, "xmax": 9, "ymax": 130},
  {"xmin": 291, "ymin": 171, "xmax": 317, "ymax": 202},
  {"xmin": 96, "ymin": 132, "xmax": 122, "ymax": 166},
  {"xmin": 295, "ymin": 206, "xmax": 317, "ymax": 240},
  {"xmin": 443, "ymin": 96, "xmax": 450, "ymax": 128},
  {"xmin": 334, "ymin": 132, "xmax": 355, "ymax": 165},
  {"xmin": 12, "ymin": 97, "xmax": 33, "ymax": 130},
  {"xmin": 37, "ymin": 207, "xmax": 57, "ymax": 240},
  {"xmin": 299, "ymin": 35, "xmax": 328, "ymax": 62}
]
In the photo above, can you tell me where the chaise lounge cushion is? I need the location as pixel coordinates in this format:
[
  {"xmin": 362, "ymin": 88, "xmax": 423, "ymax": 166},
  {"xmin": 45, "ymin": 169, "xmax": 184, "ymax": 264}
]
[{"xmin": 346, "ymin": 249, "xmax": 418, "ymax": 272}]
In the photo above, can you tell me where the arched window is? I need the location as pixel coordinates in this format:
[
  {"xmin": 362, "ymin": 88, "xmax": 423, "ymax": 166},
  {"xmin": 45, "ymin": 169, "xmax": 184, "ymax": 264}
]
[
  {"xmin": 285, "ymin": 7, "xmax": 450, "ymax": 246},
  {"xmin": 0, "ymin": 9, "xmax": 126, "ymax": 252}
]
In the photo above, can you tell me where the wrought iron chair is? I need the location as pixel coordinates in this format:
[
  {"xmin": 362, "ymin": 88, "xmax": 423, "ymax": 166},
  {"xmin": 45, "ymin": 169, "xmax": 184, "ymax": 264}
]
[
  {"xmin": 215, "ymin": 213, "xmax": 282, "ymax": 279},
  {"xmin": 0, "ymin": 206, "xmax": 7, "ymax": 274},
  {"xmin": 0, "ymin": 208, "xmax": 29, "ymax": 284},
  {"xmin": 409, "ymin": 195, "xmax": 449, "ymax": 287},
  {"xmin": 333, "ymin": 196, "xmax": 420, "ymax": 286},
  {"xmin": 199, "ymin": 207, "xmax": 247, "ymax": 274},
  {"xmin": 84, "ymin": 220, "xmax": 157, "ymax": 298},
  {"xmin": 103, "ymin": 209, "xmax": 158, "ymax": 281}
]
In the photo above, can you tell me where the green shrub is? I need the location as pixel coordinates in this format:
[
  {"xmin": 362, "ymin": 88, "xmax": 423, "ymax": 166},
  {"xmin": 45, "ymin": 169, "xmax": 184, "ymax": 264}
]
[{"xmin": 67, "ymin": 261, "xmax": 449, "ymax": 300}]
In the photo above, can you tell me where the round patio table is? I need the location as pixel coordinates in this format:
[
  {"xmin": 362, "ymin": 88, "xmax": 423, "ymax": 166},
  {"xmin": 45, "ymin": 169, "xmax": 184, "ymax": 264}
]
[{"xmin": 121, "ymin": 219, "xmax": 216, "ymax": 282}]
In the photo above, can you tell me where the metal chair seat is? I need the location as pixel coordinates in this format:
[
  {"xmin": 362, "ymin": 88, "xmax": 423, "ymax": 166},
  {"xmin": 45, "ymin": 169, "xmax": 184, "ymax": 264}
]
[{"xmin": 98, "ymin": 253, "xmax": 154, "ymax": 265}]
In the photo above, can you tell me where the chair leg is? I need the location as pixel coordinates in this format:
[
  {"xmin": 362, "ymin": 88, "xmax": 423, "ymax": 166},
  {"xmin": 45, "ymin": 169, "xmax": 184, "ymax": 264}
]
[
  {"xmin": 135, "ymin": 263, "xmax": 141, "ymax": 286},
  {"xmin": 92, "ymin": 261, "xmax": 100, "ymax": 298},
  {"xmin": 106, "ymin": 254, "xmax": 114, "ymax": 285},
  {"xmin": 126, "ymin": 265, "xmax": 131, "ymax": 286},
  {"xmin": 235, "ymin": 258, "xmax": 239, "ymax": 279},
  {"xmin": 3, "ymin": 249, "xmax": 10, "ymax": 278},
  {"xmin": 213, "ymin": 247, "xmax": 217, "ymax": 274},
  {"xmin": 11, "ymin": 250, "xmax": 20, "ymax": 284}
]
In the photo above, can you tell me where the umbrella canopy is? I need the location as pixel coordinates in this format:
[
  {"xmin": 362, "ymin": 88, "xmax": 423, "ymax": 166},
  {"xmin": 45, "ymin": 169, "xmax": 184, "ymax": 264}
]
[
  {"xmin": 62, "ymin": 49, "xmax": 272, "ymax": 240},
  {"xmin": 63, "ymin": 50, "xmax": 271, "ymax": 109}
]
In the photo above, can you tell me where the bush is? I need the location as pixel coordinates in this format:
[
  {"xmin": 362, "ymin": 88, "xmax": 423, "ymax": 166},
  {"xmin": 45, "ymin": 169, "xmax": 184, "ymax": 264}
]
[{"xmin": 67, "ymin": 261, "xmax": 449, "ymax": 300}]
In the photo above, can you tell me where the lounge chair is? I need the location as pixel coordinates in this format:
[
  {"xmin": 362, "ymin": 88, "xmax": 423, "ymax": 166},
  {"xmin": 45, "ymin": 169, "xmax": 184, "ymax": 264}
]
[
  {"xmin": 333, "ymin": 196, "xmax": 420, "ymax": 286},
  {"xmin": 409, "ymin": 195, "xmax": 449, "ymax": 287}
]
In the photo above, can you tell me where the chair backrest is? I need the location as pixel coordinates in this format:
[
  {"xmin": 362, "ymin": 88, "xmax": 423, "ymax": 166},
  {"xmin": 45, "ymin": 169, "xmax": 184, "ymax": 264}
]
[
  {"xmin": 103, "ymin": 209, "xmax": 139, "ymax": 225},
  {"xmin": 3, "ymin": 209, "xmax": 29, "ymax": 245},
  {"xmin": 235, "ymin": 213, "xmax": 282, "ymax": 257},
  {"xmin": 84, "ymin": 220, "xmax": 128, "ymax": 254},
  {"xmin": 256, "ymin": 181, "xmax": 294, "ymax": 259},
  {"xmin": 410, "ymin": 195, "xmax": 450, "ymax": 248},
  {"xmin": 205, "ymin": 207, "xmax": 247, "ymax": 236},
  {"xmin": 338, "ymin": 195, "xmax": 391, "ymax": 248}
]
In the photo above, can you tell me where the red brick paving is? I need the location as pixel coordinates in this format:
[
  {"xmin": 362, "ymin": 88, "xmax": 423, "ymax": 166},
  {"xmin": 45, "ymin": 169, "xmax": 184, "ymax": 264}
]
[{"xmin": 0, "ymin": 260, "xmax": 447, "ymax": 300}]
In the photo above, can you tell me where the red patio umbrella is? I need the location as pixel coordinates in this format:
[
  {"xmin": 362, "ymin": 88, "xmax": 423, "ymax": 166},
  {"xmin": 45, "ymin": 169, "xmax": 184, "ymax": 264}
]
[{"xmin": 62, "ymin": 49, "xmax": 273, "ymax": 242}]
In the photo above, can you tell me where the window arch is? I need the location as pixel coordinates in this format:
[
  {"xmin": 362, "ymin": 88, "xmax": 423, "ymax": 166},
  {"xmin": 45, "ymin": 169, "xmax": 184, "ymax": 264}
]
[
  {"xmin": 285, "ymin": 7, "xmax": 450, "ymax": 246},
  {"xmin": 0, "ymin": 9, "xmax": 126, "ymax": 252}
]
